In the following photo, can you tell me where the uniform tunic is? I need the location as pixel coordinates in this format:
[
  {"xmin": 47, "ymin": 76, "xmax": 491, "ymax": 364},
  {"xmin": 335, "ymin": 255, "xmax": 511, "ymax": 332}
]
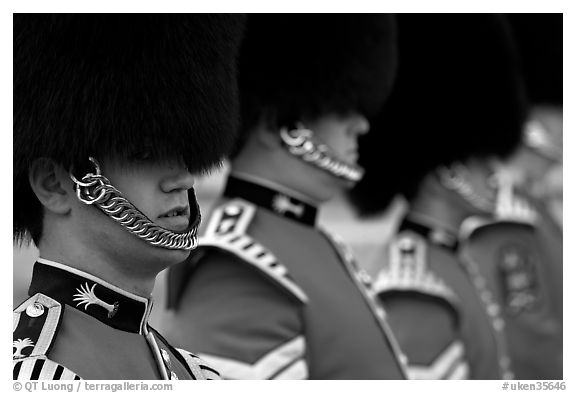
[
  {"xmin": 373, "ymin": 217, "xmax": 511, "ymax": 379},
  {"xmin": 162, "ymin": 176, "xmax": 408, "ymax": 379},
  {"xmin": 461, "ymin": 191, "xmax": 563, "ymax": 379},
  {"xmin": 13, "ymin": 259, "xmax": 219, "ymax": 380}
]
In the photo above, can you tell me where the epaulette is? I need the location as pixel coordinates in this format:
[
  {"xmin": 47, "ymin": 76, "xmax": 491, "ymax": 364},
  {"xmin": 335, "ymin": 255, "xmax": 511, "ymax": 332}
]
[
  {"xmin": 495, "ymin": 193, "xmax": 539, "ymax": 225},
  {"xmin": 460, "ymin": 177, "xmax": 539, "ymax": 240},
  {"xmin": 13, "ymin": 293, "xmax": 81, "ymax": 380},
  {"xmin": 374, "ymin": 232, "xmax": 459, "ymax": 309},
  {"xmin": 199, "ymin": 199, "xmax": 308, "ymax": 304},
  {"xmin": 494, "ymin": 179, "xmax": 539, "ymax": 225},
  {"xmin": 175, "ymin": 349, "xmax": 221, "ymax": 380}
]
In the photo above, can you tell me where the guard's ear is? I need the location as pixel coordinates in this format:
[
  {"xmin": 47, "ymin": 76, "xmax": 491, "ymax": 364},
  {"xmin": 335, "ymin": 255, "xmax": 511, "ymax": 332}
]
[{"xmin": 28, "ymin": 158, "xmax": 73, "ymax": 215}]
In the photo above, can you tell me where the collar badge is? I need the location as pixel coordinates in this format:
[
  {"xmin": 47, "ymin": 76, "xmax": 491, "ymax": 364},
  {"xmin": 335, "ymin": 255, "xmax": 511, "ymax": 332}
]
[
  {"xmin": 272, "ymin": 194, "xmax": 304, "ymax": 217},
  {"xmin": 73, "ymin": 282, "xmax": 119, "ymax": 318}
]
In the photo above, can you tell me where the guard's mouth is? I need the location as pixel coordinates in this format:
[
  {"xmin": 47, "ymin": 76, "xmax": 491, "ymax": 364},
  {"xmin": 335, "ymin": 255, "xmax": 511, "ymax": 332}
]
[{"xmin": 159, "ymin": 206, "xmax": 190, "ymax": 220}]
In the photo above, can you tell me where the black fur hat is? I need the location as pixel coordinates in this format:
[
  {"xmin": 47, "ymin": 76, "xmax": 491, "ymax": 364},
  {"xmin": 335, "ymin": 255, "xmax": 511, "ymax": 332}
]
[
  {"xmin": 234, "ymin": 14, "xmax": 397, "ymax": 152},
  {"xmin": 348, "ymin": 14, "xmax": 528, "ymax": 216},
  {"xmin": 507, "ymin": 13, "xmax": 563, "ymax": 106},
  {"xmin": 14, "ymin": 14, "xmax": 246, "ymax": 243}
]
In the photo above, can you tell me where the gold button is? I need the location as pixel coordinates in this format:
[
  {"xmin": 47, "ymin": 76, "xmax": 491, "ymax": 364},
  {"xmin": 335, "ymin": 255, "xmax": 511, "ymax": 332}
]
[
  {"xmin": 399, "ymin": 353, "xmax": 409, "ymax": 365},
  {"xmin": 493, "ymin": 318, "xmax": 505, "ymax": 331},
  {"xmin": 487, "ymin": 304, "xmax": 500, "ymax": 316},
  {"xmin": 225, "ymin": 205, "xmax": 241, "ymax": 215},
  {"xmin": 26, "ymin": 302, "xmax": 45, "ymax": 318},
  {"xmin": 398, "ymin": 237, "xmax": 415, "ymax": 251}
]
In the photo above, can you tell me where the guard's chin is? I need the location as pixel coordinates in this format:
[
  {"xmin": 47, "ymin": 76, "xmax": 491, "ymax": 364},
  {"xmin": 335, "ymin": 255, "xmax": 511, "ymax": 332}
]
[
  {"xmin": 165, "ymin": 248, "xmax": 193, "ymax": 264},
  {"xmin": 146, "ymin": 245, "xmax": 192, "ymax": 268}
]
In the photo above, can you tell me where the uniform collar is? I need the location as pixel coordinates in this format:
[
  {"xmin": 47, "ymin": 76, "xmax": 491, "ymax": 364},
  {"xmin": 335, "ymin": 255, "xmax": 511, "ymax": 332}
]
[
  {"xmin": 29, "ymin": 259, "xmax": 153, "ymax": 334},
  {"xmin": 224, "ymin": 175, "xmax": 318, "ymax": 227},
  {"xmin": 400, "ymin": 216, "xmax": 460, "ymax": 252}
]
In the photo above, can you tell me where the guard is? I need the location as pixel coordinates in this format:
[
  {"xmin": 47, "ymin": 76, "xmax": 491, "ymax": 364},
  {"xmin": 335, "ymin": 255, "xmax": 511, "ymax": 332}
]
[
  {"xmin": 13, "ymin": 14, "xmax": 245, "ymax": 380},
  {"xmin": 461, "ymin": 14, "xmax": 563, "ymax": 379},
  {"xmin": 348, "ymin": 14, "xmax": 528, "ymax": 379},
  {"xmin": 162, "ymin": 14, "xmax": 408, "ymax": 379}
]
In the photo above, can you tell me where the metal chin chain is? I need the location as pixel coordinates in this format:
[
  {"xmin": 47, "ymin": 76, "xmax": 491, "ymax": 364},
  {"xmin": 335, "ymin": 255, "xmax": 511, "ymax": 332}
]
[
  {"xmin": 279, "ymin": 125, "xmax": 365, "ymax": 183},
  {"xmin": 69, "ymin": 157, "xmax": 199, "ymax": 251},
  {"xmin": 437, "ymin": 163, "xmax": 495, "ymax": 214}
]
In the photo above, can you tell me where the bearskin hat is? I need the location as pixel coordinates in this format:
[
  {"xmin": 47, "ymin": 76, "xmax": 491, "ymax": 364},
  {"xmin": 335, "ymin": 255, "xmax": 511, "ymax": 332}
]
[
  {"xmin": 348, "ymin": 14, "xmax": 528, "ymax": 217},
  {"xmin": 14, "ymin": 14, "xmax": 246, "ymax": 243},
  {"xmin": 507, "ymin": 13, "xmax": 563, "ymax": 106},
  {"xmin": 233, "ymin": 13, "xmax": 397, "ymax": 154}
]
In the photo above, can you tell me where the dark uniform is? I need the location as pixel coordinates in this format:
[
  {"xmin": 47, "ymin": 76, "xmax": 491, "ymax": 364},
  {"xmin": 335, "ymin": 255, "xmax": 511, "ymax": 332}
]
[
  {"xmin": 164, "ymin": 176, "xmax": 408, "ymax": 379},
  {"xmin": 14, "ymin": 260, "xmax": 218, "ymax": 380},
  {"xmin": 347, "ymin": 14, "xmax": 529, "ymax": 380},
  {"xmin": 13, "ymin": 15, "xmax": 245, "ymax": 380}
]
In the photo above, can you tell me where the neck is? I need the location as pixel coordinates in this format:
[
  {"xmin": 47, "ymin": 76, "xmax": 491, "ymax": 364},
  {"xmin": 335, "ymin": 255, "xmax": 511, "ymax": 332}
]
[
  {"xmin": 38, "ymin": 228, "xmax": 157, "ymax": 298},
  {"xmin": 232, "ymin": 148, "xmax": 324, "ymax": 205},
  {"xmin": 409, "ymin": 175, "xmax": 473, "ymax": 234},
  {"xmin": 230, "ymin": 171, "xmax": 319, "ymax": 207}
]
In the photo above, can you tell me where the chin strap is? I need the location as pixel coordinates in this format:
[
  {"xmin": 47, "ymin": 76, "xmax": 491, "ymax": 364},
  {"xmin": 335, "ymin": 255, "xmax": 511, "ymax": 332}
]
[
  {"xmin": 437, "ymin": 163, "xmax": 495, "ymax": 215},
  {"xmin": 279, "ymin": 125, "xmax": 364, "ymax": 183},
  {"xmin": 69, "ymin": 157, "xmax": 199, "ymax": 251}
]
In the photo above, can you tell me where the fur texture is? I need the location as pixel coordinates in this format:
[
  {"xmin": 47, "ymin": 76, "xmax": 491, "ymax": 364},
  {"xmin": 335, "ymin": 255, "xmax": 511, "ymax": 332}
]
[
  {"xmin": 348, "ymin": 14, "xmax": 528, "ymax": 216},
  {"xmin": 14, "ymin": 14, "xmax": 246, "ymax": 243},
  {"xmin": 233, "ymin": 14, "xmax": 397, "ymax": 154},
  {"xmin": 508, "ymin": 14, "xmax": 563, "ymax": 106}
]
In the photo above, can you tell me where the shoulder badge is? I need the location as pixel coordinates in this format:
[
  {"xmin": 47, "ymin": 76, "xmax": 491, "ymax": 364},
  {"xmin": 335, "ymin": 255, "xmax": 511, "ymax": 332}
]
[
  {"xmin": 494, "ymin": 178, "xmax": 539, "ymax": 225},
  {"xmin": 13, "ymin": 294, "xmax": 63, "ymax": 360},
  {"xmin": 200, "ymin": 199, "xmax": 308, "ymax": 304},
  {"xmin": 175, "ymin": 349, "xmax": 221, "ymax": 380},
  {"xmin": 13, "ymin": 293, "xmax": 81, "ymax": 380},
  {"xmin": 204, "ymin": 199, "xmax": 257, "ymax": 237},
  {"xmin": 374, "ymin": 232, "xmax": 459, "ymax": 308}
]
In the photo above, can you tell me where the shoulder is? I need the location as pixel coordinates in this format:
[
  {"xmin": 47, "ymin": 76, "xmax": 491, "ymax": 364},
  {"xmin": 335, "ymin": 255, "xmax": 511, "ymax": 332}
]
[
  {"xmin": 198, "ymin": 199, "xmax": 308, "ymax": 303},
  {"xmin": 13, "ymin": 293, "xmax": 82, "ymax": 380},
  {"xmin": 374, "ymin": 231, "xmax": 459, "ymax": 310},
  {"xmin": 167, "ymin": 199, "xmax": 307, "ymax": 310}
]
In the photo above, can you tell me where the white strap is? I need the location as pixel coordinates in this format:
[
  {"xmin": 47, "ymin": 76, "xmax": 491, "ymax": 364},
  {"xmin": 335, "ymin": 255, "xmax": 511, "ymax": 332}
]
[
  {"xmin": 406, "ymin": 341, "xmax": 470, "ymax": 380},
  {"xmin": 198, "ymin": 336, "xmax": 307, "ymax": 380}
]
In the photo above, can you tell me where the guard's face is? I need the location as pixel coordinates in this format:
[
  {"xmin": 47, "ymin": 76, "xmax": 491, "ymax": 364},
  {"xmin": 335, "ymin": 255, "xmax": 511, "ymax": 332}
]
[
  {"xmin": 72, "ymin": 156, "xmax": 197, "ymax": 268},
  {"xmin": 291, "ymin": 112, "xmax": 369, "ymax": 202},
  {"xmin": 303, "ymin": 112, "xmax": 370, "ymax": 168},
  {"xmin": 101, "ymin": 157, "xmax": 196, "ymax": 234}
]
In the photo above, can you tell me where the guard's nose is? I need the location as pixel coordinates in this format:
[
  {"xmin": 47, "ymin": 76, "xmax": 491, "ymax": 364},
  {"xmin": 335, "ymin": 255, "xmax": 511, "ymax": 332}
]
[{"xmin": 160, "ymin": 167, "xmax": 195, "ymax": 193}]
